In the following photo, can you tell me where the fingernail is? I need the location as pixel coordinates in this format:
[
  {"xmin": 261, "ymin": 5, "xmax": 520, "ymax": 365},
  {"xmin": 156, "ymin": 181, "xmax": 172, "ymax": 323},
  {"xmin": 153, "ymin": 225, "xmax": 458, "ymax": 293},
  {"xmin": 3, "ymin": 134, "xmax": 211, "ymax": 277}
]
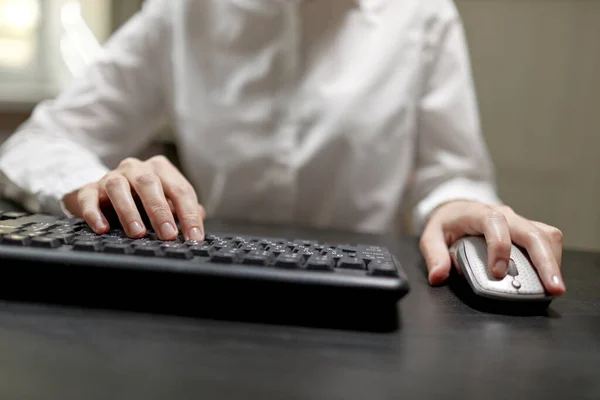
[
  {"xmin": 493, "ymin": 260, "xmax": 508, "ymax": 276},
  {"xmin": 94, "ymin": 219, "xmax": 107, "ymax": 231},
  {"xmin": 188, "ymin": 227, "xmax": 203, "ymax": 241},
  {"xmin": 429, "ymin": 265, "xmax": 449, "ymax": 285},
  {"xmin": 552, "ymin": 275, "xmax": 562, "ymax": 287},
  {"xmin": 160, "ymin": 222, "xmax": 177, "ymax": 238},
  {"xmin": 129, "ymin": 221, "xmax": 144, "ymax": 236}
]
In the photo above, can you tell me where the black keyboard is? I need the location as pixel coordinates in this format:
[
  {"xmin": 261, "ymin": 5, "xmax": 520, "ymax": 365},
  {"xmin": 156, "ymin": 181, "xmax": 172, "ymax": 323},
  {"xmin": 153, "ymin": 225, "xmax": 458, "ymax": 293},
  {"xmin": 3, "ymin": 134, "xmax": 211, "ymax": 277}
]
[{"xmin": 0, "ymin": 210, "xmax": 410, "ymax": 326}]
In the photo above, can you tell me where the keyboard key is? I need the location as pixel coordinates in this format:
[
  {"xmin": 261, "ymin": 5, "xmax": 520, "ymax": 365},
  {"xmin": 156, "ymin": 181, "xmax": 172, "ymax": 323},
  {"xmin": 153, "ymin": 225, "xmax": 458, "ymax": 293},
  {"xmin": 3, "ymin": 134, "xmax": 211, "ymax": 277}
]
[
  {"xmin": 327, "ymin": 251, "xmax": 344, "ymax": 264},
  {"xmin": 75, "ymin": 231, "xmax": 99, "ymax": 241},
  {"xmin": 210, "ymin": 249, "xmax": 240, "ymax": 263},
  {"xmin": 293, "ymin": 239, "xmax": 318, "ymax": 247},
  {"xmin": 103, "ymin": 243, "xmax": 133, "ymax": 254},
  {"xmin": 299, "ymin": 247, "xmax": 316, "ymax": 259},
  {"xmin": 46, "ymin": 233, "xmax": 75, "ymax": 244},
  {"xmin": 133, "ymin": 247, "xmax": 162, "ymax": 257},
  {"xmin": 145, "ymin": 232, "xmax": 160, "ymax": 241},
  {"xmin": 269, "ymin": 245, "xmax": 287, "ymax": 256},
  {"xmin": 305, "ymin": 255, "xmax": 334, "ymax": 271},
  {"xmin": 50, "ymin": 226, "xmax": 76, "ymax": 234},
  {"xmin": 274, "ymin": 253, "xmax": 302, "ymax": 269},
  {"xmin": 55, "ymin": 217, "xmax": 85, "ymax": 226},
  {"xmin": 30, "ymin": 237, "xmax": 62, "ymax": 248},
  {"xmin": 231, "ymin": 236, "xmax": 247, "ymax": 245},
  {"xmin": 102, "ymin": 237, "xmax": 132, "ymax": 245},
  {"xmin": 73, "ymin": 240, "xmax": 102, "ymax": 252},
  {"xmin": 338, "ymin": 244, "xmax": 358, "ymax": 253},
  {"xmin": 362, "ymin": 245, "xmax": 386, "ymax": 254},
  {"xmin": 239, "ymin": 243, "xmax": 259, "ymax": 253},
  {"xmin": 0, "ymin": 227, "xmax": 17, "ymax": 235},
  {"xmin": 211, "ymin": 240, "xmax": 228, "ymax": 250},
  {"xmin": 0, "ymin": 211, "xmax": 29, "ymax": 220},
  {"xmin": 360, "ymin": 252, "xmax": 392, "ymax": 261},
  {"xmin": 165, "ymin": 248, "xmax": 193, "ymax": 259},
  {"xmin": 27, "ymin": 222, "xmax": 57, "ymax": 232},
  {"xmin": 367, "ymin": 260, "xmax": 398, "ymax": 277},
  {"xmin": 108, "ymin": 228, "xmax": 125, "ymax": 237},
  {"xmin": 184, "ymin": 240, "xmax": 203, "ymax": 247},
  {"xmin": 161, "ymin": 243, "xmax": 186, "ymax": 250},
  {"xmin": 337, "ymin": 256, "xmax": 365, "ymax": 270},
  {"xmin": 18, "ymin": 230, "xmax": 43, "ymax": 238},
  {"xmin": 2, "ymin": 234, "xmax": 31, "ymax": 246},
  {"xmin": 260, "ymin": 238, "xmax": 287, "ymax": 247},
  {"xmin": 204, "ymin": 234, "xmax": 219, "ymax": 243},
  {"xmin": 0, "ymin": 214, "xmax": 57, "ymax": 230},
  {"xmin": 242, "ymin": 250, "xmax": 272, "ymax": 266},
  {"xmin": 189, "ymin": 244, "xmax": 212, "ymax": 256}
]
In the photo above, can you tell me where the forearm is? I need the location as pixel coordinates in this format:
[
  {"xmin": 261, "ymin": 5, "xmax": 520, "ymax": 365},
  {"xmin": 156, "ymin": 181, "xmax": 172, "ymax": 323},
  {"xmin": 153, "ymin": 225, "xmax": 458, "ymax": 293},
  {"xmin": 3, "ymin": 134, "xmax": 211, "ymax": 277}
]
[
  {"xmin": 410, "ymin": 2, "xmax": 503, "ymax": 233},
  {"xmin": 0, "ymin": 129, "xmax": 109, "ymax": 215},
  {"xmin": 0, "ymin": 0, "xmax": 170, "ymax": 214}
]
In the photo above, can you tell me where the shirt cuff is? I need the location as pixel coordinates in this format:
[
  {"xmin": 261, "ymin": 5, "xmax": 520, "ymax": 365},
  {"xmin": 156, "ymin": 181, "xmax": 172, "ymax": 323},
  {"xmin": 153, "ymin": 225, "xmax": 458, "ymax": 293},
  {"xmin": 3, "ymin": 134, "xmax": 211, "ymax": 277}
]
[
  {"xmin": 412, "ymin": 177, "xmax": 504, "ymax": 234},
  {"xmin": 0, "ymin": 163, "xmax": 109, "ymax": 217},
  {"xmin": 49, "ymin": 165, "xmax": 110, "ymax": 217}
]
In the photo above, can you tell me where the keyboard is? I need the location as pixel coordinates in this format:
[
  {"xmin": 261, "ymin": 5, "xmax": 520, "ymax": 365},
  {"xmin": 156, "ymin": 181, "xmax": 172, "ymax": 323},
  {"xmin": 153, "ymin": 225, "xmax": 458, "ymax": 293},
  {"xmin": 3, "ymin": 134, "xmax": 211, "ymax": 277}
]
[{"xmin": 0, "ymin": 210, "xmax": 410, "ymax": 322}]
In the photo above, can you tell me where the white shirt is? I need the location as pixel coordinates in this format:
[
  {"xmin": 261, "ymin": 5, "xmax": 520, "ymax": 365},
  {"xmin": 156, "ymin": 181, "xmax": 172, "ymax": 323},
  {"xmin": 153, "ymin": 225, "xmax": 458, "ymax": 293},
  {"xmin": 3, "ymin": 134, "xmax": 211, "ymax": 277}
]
[{"xmin": 0, "ymin": 0, "xmax": 502, "ymax": 235}]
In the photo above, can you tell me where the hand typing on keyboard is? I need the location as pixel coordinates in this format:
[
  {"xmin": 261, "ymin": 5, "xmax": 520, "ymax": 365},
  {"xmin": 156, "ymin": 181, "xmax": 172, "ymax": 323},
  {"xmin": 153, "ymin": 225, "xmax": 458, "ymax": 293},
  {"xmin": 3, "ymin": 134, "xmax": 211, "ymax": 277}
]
[{"xmin": 62, "ymin": 156, "xmax": 205, "ymax": 242}]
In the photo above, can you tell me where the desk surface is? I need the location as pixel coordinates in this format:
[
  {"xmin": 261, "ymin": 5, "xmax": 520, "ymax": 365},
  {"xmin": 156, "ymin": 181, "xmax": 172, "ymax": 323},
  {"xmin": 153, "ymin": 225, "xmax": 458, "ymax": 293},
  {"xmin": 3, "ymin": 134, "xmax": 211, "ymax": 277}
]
[{"xmin": 0, "ymin": 206, "xmax": 599, "ymax": 399}]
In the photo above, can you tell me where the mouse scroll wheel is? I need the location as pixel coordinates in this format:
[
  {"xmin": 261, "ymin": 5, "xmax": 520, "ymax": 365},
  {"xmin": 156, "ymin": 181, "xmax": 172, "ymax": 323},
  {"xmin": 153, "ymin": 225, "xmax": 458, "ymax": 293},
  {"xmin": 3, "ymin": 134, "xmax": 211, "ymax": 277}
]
[{"xmin": 507, "ymin": 259, "xmax": 519, "ymax": 276}]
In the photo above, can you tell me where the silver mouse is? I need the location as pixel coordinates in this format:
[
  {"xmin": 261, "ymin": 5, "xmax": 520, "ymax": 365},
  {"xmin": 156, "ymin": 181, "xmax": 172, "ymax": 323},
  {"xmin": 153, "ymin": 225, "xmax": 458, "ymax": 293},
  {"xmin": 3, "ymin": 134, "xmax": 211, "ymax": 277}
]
[{"xmin": 449, "ymin": 236, "xmax": 553, "ymax": 302}]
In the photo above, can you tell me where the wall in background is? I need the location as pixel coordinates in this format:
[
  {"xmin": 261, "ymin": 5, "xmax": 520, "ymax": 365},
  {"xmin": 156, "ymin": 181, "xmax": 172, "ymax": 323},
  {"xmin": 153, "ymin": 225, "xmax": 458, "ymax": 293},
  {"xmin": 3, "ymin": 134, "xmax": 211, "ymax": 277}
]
[
  {"xmin": 109, "ymin": 0, "xmax": 142, "ymax": 32},
  {"xmin": 455, "ymin": 0, "xmax": 600, "ymax": 251},
  {"xmin": 80, "ymin": 0, "xmax": 111, "ymax": 44}
]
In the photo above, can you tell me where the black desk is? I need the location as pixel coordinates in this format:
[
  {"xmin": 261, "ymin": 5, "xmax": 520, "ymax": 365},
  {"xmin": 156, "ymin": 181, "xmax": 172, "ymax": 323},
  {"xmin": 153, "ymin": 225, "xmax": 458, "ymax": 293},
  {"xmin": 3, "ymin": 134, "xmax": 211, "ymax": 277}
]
[{"xmin": 0, "ymin": 203, "xmax": 599, "ymax": 399}]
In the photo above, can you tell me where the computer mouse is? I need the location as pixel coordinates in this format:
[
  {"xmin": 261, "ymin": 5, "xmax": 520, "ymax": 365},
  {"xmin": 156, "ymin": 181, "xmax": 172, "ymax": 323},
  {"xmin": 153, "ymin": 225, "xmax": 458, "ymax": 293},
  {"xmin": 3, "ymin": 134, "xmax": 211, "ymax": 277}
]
[{"xmin": 449, "ymin": 236, "xmax": 553, "ymax": 302}]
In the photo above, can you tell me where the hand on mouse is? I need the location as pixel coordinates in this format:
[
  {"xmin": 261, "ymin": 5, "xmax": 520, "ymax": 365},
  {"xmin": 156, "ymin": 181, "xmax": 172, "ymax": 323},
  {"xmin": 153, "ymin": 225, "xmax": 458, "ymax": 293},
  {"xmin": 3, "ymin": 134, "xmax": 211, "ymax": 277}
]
[
  {"xmin": 62, "ymin": 155, "xmax": 206, "ymax": 241},
  {"xmin": 419, "ymin": 200, "xmax": 566, "ymax": 296}
]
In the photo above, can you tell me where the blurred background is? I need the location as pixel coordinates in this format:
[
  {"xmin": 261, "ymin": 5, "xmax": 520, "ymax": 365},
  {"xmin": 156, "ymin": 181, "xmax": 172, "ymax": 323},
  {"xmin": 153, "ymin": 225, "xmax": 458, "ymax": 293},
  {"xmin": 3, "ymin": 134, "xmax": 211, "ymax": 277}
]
[{"xmin": 0, "ymin": 0, "xmax": 598, "ymax": 251}]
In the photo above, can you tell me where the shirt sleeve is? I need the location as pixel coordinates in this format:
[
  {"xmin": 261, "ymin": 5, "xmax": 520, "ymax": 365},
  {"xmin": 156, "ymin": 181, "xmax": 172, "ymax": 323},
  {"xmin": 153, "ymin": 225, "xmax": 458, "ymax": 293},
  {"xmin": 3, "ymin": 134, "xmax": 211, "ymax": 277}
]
[
  {"xmin": 0, "ymin": 0, "xmax": 170, "ymax": 215},
  {"xmin": 410, "ymin": 2, "xmax": 504, "ymax": 234}
]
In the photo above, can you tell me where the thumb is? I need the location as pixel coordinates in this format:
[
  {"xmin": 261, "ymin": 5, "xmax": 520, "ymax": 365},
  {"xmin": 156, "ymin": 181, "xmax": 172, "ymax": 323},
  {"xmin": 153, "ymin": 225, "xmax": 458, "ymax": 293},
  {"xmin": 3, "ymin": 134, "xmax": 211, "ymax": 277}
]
[{"xmin": 419, "ymin": 224, "xmax": 452, "ymax": 285}]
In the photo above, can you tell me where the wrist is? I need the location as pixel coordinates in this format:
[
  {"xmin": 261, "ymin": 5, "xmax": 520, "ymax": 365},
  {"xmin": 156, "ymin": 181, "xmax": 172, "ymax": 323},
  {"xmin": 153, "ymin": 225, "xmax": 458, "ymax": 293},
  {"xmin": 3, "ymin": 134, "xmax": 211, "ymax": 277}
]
[{"xmin": 427, "ymin": 199, "xmax": 471, "ymax": 220}]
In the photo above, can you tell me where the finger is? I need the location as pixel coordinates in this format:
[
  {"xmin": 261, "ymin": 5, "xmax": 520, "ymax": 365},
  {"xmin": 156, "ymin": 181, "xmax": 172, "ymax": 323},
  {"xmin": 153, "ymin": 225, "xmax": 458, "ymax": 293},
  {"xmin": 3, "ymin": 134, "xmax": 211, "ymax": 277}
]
[
  {"xmin": 167, "ymin": 198, "xmax": 176, "ymax": 215},
  {"xmin": 150, "ymin": 158, "xmax": 204, "ymax": 241},
  {"xmin": 531, "ymin": 221, "xmax": 563, "ymax": 267},
  {"xmin": 477, "ymin": 208, "xmax": 512, "ymax": 279},
  {"xmin": 77, "ymin": 184, "xmax": 109, "ymax": 234},
  {"xmin": 448, "ymin": 241, "xmax": 464, "ymax": 276},
  {"xmin": 506, "ymin": 217, "xmax": 566, "ymax": 295},
  {"xmin": 440, "ymin": 204, "xmax": 512, "ymax": 279},
  {"xmin": 100, "ymin": 173, "xmax": 147, "ymax": 238},
  {"xmin": 120, "ymin": 166, "xmax": 178, "ymax": 241},
  {"xmin": 419, "ymin": 222, "xmax": 452, "ymax": 285}
]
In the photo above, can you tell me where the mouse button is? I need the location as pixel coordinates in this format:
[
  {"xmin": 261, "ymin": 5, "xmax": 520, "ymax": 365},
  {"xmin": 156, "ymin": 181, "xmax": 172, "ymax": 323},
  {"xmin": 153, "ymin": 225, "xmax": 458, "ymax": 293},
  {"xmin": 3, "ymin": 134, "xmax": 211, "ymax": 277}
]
[
  {"xmin": 511, "ymin": 280, "xmax": 522, "ymax": 289},
  {"xmin": 507, "ymin": 259, "xmax": 519, "ymax": 276},
  {"xmin": 509, "ymin": 247, "xmax": 545, "ymax": 294},
  {"xmin": 462, "ymin": 237, "xmax": 524, "ymax": 296},
  {"xmin": 461, "ymin": 237, "xmax": 489, "ymax": 280},
  {"xmin": 463, "ymin": 237, "xmax": 507, "ymax": 286}
]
